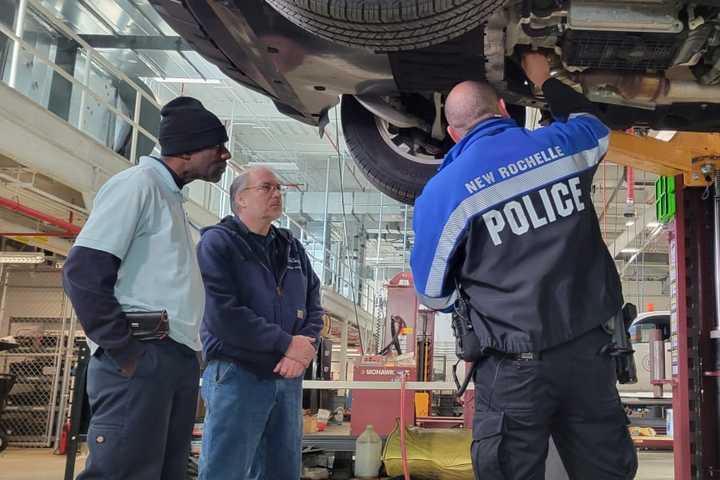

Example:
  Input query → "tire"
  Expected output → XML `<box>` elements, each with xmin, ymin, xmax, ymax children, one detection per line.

<box><xmin>265</xmin><ymin>0</ymin><xmax>505</xmax><ymax>51</ymax></box>
<box><xmin>0</xmin><ymin>429</ymin><xmax>8</xmax><ymax>453</ymax></box>
<box><xmin>341</xmin><ymin>95</ymin><xmax>440</xmax><ymax>204</ymax></box>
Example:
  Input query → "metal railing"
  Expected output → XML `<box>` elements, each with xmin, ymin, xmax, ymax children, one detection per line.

<box><xmin>0</xmin><ymin>0</ymin><xmax>159</xmax><ymax>164</ymax></box>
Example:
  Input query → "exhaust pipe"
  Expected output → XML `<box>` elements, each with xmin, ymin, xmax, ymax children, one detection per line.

<box><xmin>354</xmin><ymin>95</ymin><xmax>431</xmax><ymax>132</ymax></box>
<box><xmin>576</xmin><ymin>71</ymin><xmax>720</xmax><ymax>105</ymax></box>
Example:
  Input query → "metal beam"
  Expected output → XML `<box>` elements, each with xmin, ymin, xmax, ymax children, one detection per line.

<box><xmin>285</xmin><ymin>191</ymin><xmax>405</xmax><ymax>217</ymax></box>
<box><xmin>616</xmin><ymin>252</ymin><xmax>669</xmax><ymax>265</ymax></box>
<box><xmin>78</xmin><ymin>34</ymin><xmax>191</xmax><ymax>51</ymax></box>
<box><xmin>607</xmin><ymin>131</ymin><xmax>720</xmax><ymax>187</ymax></box>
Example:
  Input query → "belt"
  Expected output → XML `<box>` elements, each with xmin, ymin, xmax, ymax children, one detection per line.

<box><xmin>487</xmin><ymin>349</ymin><xmax>542</xmax><ymax>361</ymax></box>
<box><xmin>506</xmin><ymin>351</ymin><xmax>541</xmax><ymax>361</ymax></box>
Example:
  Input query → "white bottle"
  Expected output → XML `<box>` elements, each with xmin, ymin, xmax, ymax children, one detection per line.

<box><xmin>354</xmin><ymin>424</ymin><xmax>383</xmax><ymax>478</ymax></box>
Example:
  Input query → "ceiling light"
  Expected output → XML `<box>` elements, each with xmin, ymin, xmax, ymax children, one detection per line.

<box><xmin>620</xmin><ymin>248</ymin><xmax>640</xmax><ymax>254</ymax></box>
<box><xmin>0</xmin><ymin>252</ymin><xmax>46</xmax><ymax>264</ymax></box>
<box><xmin>144</xmin><ymin>77</ymin><xmax>221</xmax><ymax>85</ymax></box>
<box><xmin>625</xmin><ymin>220</ymin><xmax>635</xmax><ymax>227</ymax></box>
<box><xmin>247</xmin><ymin>162</ymin><xmax>299</xmax><ymax>172</ymax></box>
<box><xmin>646</xmin><ymin>221</ymin><xmax>661</xmax><ymax>228</ymax></box>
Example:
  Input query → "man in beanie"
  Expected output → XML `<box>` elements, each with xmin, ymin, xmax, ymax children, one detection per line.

<box><xmin>63</xmin><ymin>97</ymin><xmax>230</xmax><ymax>479</ymax></box>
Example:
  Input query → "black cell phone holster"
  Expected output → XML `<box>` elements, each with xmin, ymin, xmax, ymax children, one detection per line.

<box><xmin>126</xmin><ymin>311</ymin><xmax>169</xmax><ymax>341</ymax></box>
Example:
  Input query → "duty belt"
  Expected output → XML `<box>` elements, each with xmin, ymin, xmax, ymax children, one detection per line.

<box><xmin>489</xmin><ymin>350</ymin><xmax>542</xmax><ymax>361</ymax></box>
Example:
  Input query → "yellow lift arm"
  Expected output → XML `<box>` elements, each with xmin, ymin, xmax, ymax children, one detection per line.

<box><xmin>607</xmin><ymin>131</ymin><xmax>720</xmax><ymax>187</ymax></box>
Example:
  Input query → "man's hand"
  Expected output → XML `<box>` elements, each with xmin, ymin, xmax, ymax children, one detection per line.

<box><xmin>521</xmin><ymin>51</ymin><xmax>551</xmax><ymax>88</ymax></box>
<box><xmin>285</xmin><ymin>335</ymin><xmax>316</xmax><ymax>366</ymax></box>
<box><xmin>118</xmin><ymin>356</ymin><xmax>139</xmax><ymax>378</ymax></box>
<box><xmin>273</xmin><ymin>356</ymin><xmax>306</xmax><ymax>378</ymax></box>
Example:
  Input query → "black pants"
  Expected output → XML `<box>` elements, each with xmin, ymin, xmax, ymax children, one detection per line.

<box><xmin>471</xmin><ymin>327</ymin><xmax>638</xmax><ymax>480</ymax></box>
<box><xmin>77</xmin><ymin>340</ymin><xmax>200</xmax><ymax>480</ymax></box>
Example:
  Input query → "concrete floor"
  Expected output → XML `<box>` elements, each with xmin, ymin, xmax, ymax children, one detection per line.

<box><xmin>0</xmin><ymin>447</ymin><xmax>674</xmax><ymax>479</ymax></box>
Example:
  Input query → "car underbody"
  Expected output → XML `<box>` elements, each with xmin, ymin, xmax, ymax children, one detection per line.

<box><xmin>150</xmin><ymin>0</ymin><xmax>720</xmax><ymax>202</ymax></box>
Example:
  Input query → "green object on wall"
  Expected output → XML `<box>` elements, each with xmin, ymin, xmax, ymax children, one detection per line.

<box><xmin>655</xmin><ymin>176</ymin><xmax>676</xmax><ymax>223</ymax></box>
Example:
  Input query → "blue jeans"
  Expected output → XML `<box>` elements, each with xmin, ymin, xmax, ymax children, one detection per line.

<box><xmin>199</xmin><ymin>360</ymin><xmax>303</xmax><ymax>480</ymax></box>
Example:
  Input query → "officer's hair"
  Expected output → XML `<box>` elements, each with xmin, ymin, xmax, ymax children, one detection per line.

<box><xmin>229</xmin><ymin>171</ymin><xmax>251</xmax><ymax>215</ymax></box>
<box><xmin>445</xmin><ymin>81</ymin><xmax>501</xmax><ymax>137</ymax></box>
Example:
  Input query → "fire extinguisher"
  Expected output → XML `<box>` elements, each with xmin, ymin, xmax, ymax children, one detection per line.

<box><xmin>57</xmin><ymin>420</ymin><xmax>70</xmax><ymax>455</ymax></box>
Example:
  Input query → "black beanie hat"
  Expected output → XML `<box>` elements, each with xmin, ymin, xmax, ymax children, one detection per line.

<box><xmin>159</xmin><ymin>96</ymin><xmax>229</xmax><ymax>156</ymax></box>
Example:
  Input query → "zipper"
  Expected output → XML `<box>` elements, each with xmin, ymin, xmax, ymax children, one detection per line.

<box><xmin>237</xmin><ymin>235</ymin><xmax>274</xmax><ymax>276</ymax></box>
<box><xmin>276</xmin><ymin>242</ymin><xmax>291</xmax><ymax>297</ymax></box>
<box><xmin>235</xmin><ymin>230</ymin><xmax>289</xmax><ymax>297</ymax></box>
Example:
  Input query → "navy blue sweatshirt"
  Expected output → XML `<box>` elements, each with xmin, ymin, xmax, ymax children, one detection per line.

<box><xmin>197</xmin><ymin>216</ymin><xmax>324</xmax><ymax>377</ymax></box>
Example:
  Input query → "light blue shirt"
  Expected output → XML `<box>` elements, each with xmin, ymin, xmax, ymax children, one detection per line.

<box><xmin>75</xmin><ymin>156</ymin><xmax>204</xmax><ymax>352</ymax></box>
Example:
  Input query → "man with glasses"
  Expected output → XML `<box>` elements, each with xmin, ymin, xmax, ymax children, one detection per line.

<box><xmin>197</xmin><ymin>166</ymin><xmax>324</xmax><ymax>479</ymax></box>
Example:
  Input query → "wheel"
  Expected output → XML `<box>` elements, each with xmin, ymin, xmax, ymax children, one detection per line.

<box><xmin>264</xmin><ymin>0</ymin><xmax>505</xmax><ymax>51</ymax></box>
<box><xmin>341</xmin><ymin>95</ymin><xmax>444</xmax><ymax>204</ymax></box>
<box><xmin>341</xmin><ymin>95</ymin><xmax>528</xmax><ymax>204</ymax></box>
<box><xmin>0</xmin><ymin>429</ymin><xmax>8</xmax><ymax>453</ymax></box>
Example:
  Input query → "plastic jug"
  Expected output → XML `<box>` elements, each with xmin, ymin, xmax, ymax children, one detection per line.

<box><xmin>354</xmin><ymin>424</ymin><xmax>383</xmax><ymax>478</ymax></box>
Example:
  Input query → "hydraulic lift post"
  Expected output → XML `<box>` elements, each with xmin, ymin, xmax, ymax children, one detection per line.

<box><xmin>604</xmin><ymin>131</ymin><xmax>720</xmax><ymax>479</ymax></box>
<box><xmin>667</xmin><ymin>175</ymin><xmax>719</xmax><ymax>479</ymax></box>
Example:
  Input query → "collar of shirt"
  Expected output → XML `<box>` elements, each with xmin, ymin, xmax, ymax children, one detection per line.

<box><xmin>150</xmin><ymin>156</ymin><xmax>184</xmax><ymax>190</ymax></box>
<box><xmin>233</xmin><ymin>216</ymin><xmax>277</xmax><ymax>246</ymax></box>
<box><xmin>439</xmin><ymin>117</ymin><xmax>518</xmax><ymax>171</ymax></box>
<box><xmin>138</xmin><ymin>156</ymin><xmax>184</xmax><ymax>197</ymax></box>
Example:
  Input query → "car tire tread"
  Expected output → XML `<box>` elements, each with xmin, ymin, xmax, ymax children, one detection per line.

<box><xmin>265</xmin><ymin>0</ymin><xmax>504</xmax><ymax>51</ymax></box>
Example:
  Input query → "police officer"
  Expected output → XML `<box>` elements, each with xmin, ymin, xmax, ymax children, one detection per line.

<box><xmin>410</xmin><ymin>52</ymin><xmax>638</xmax><ymax>479</ymax></box>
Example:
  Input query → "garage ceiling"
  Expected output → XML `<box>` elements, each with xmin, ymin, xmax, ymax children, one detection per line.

<box><xmin>5</xmin><ymin>0</ymin><xmax>669</xmax><ymax>286</ymax></box>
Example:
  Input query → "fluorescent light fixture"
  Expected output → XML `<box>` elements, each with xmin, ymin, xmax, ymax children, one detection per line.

<box><xmin>247</xmin><ymin>162</ymin><xmax>299</xmax><ymax>172</ymax></box>
<box><xmin>646</xmin><ymin>221</ymin><xmax>661</xmax><ymax>228</ymax></box>
<box><xmin>625</xmin><ymin>220</ymin><xmax>635</xmax><ymax>227</ymax></box>
<box><xmin>145</xmin><ymin>77</ymin><xmax>221</xmax><ymax>85</ymax></box>
<box><xmin>0</xmin><ymin>252</ymin><xmax>46</xmax><ymax>264</ymax></box>
<box><xmin>620</xmin><ymin>248</ymin><xmax>640</xmax><ymax>254</ymax></box>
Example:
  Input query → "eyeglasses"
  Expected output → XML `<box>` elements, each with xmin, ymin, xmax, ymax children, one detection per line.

<box><xmin>242</xmin><ymin>183</ymin><xmax>286</xmax><ymax>194</ymax></box>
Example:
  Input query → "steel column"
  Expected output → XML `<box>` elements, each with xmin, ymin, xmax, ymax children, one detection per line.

<box><xmin>8</xmin><ymin>0</ymin><xmax>27</xmax><ymax>89</ymax></box>
<box><xmin>671</xmin><ymin>179</ymin><xmax>718</xmax><ymax>479</ymax></box>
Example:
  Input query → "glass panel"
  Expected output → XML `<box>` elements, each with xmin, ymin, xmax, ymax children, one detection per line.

<box><xmin>0</xmin><ymin>38</ymin><xmax>9</xmax><ymax>85</ymax></box>
<box><xmin>139</xmin><ymin>130</ymin><xmax>160</xmax><ymax>161</ymax></box>
<box><xmin>77</xmin><ymin>56</ymin><xmax>119</xmax><ymax>147</ymax></box>
<box><xmin>208</xmin><ymin>184</ymin><xmax>223</xmax><ymax>217</ymax></box>
<box><xmin>185</xmin><ymin>180</ymin><xmax>205</xmax><ymax>206</ymax></box>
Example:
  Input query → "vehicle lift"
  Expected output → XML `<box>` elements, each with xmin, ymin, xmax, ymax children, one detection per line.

<box><xmin>609</xmin><ymin>130</ymin><xmax>720</xmax><ymax>479</ymax></box>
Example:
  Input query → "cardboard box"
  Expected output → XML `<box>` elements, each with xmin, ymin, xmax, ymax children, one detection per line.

<box><xmin>303</xmin><ymin>413</ymin><xmax>318</xmax><ymax>434</ymax></box>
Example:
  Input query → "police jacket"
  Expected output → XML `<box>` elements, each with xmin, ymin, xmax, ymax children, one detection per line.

<box><xmin>197</xmin><ymin>215</ymin><xmax>324</xmax><ymax>377</ymax></box>
<box><xmin>411</xmin><ymin>79</ymin><xmax>623</xmax><ymax>353</ymax></box>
